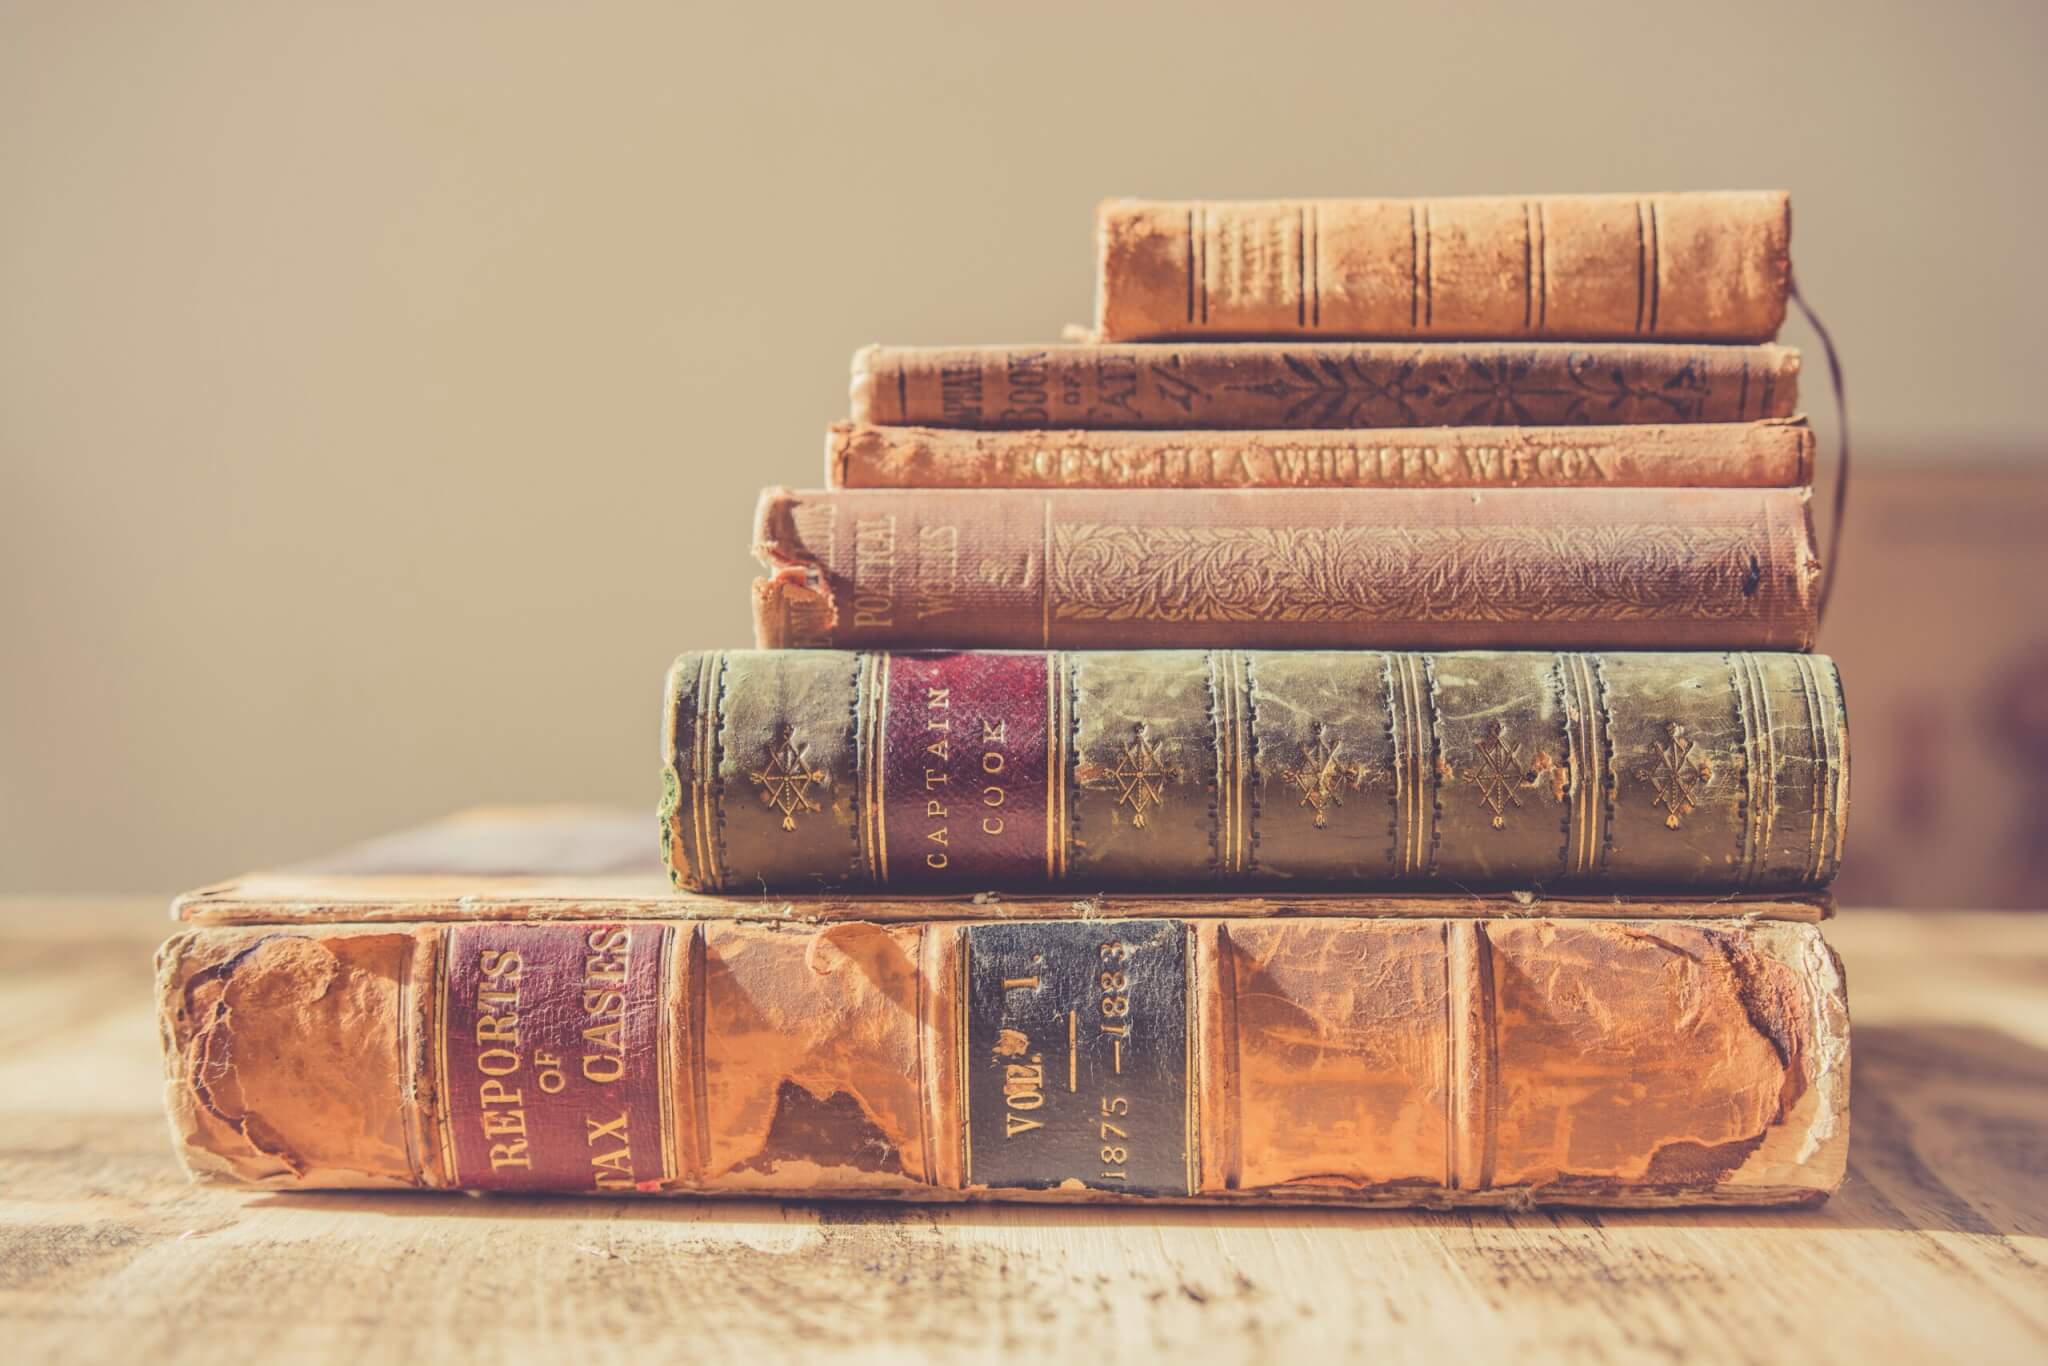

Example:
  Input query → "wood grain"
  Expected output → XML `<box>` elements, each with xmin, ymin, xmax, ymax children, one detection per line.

<box><xmin>3</xmin><ymin>899</ymin><xmax>2044</xmax><ymax>1364</ymax></box>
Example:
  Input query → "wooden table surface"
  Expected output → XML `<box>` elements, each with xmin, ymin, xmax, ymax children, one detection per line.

<box><xmin>3</xmin><ymin>900</ymin><xmax>2043</xmax><ymax>1365</ymax></box>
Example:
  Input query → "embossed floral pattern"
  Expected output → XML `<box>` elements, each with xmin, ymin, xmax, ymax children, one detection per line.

<box><xmin>1214</xmin><ymin>348</ymin><xmax>1723</xmax><ymax>427</ymax></box>
<box><xmin>1051</xmin><ymin>524</ymin><xmax>1771</xmax><ymax>624</ymax></box>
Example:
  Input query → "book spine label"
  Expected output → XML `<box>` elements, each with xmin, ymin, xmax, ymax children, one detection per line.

<box><xmin>875</xmin><ymin>652</ymin><xmax>1055</xmax><ymax>886</ymax></box>
<box><xmin>853</xmin><ymin>342</ymin><xmax>1800</xmax><ymax>430</ymax></box>
<box><xmin>961</xmin><ymin>919</ymin><xmax>1193</xmax><ymax>1197</ymax></box>
<box><xmin>158</xmin><ymin>916</ymin><xmax>1849</xmax><ymax>1206</ymax></box>
<box><xmin>1095</xmin><ymin>193</ymin><xmax>1791</xmax><ymax>342</ymax></box>
<box><xmin>751</xmin><ymin>487</ymin><xmax>1819</xmax><ymax>651</ymax></box>
<box><xmin>438</xmin><ymin>924</ymin><xmax>677</xmax><ymax>1192</ymax></box>
<box><xmin>661</xmin><ymin>650</ymin><xmax>1849</xmax><ymax>895</ymax></box>
<box><xmin>827</xmin><ymin>420</ymin><xmax>1814</xmax><ymax>490</ymax></box>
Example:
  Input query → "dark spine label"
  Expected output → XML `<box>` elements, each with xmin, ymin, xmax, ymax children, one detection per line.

<box><xmin>439</xmin><ymin>923</ymin><xmax>675</xmax><ymax>1192</ymax></box>
<box><xmin>961</xmin><ymin>919</ymin><xmax>1193</xmax><ymax>1196</ymax></box>
<box><xmin>881</xmin><ymin>651</ymin><xmax>1052</xmax><ymax>885</ymax></box>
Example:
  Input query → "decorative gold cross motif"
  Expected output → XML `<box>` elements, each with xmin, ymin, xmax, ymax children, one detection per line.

<box><xmin>1462</xmin><ymin>720</ymin><xmax>1529</xmax><ymax>830</ymax></box>
<box><xmin>1102</xmin><ymin>726</ymin><xmax>1178</xmax><ymax>829</ymax></box>
<box><xmin>750</xmin><ymin>728</ymin><xmax>828</xmax><ymax>832</ymax></box>
<box><xmin>1637</xmin><ymin>721</ymin><xmax>1714</xmax><ymax>829</ymax></box>
<box><xmin>1277</xmin><ymin>726</ymin><xmax>1373</xmax><ymax>829</ymax></box>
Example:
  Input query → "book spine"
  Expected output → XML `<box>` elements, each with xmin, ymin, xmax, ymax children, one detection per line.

<box><xmin>852</xmin><ymin>342</ymin><xmax>1800</xmax><ymax>429</ymax></box>
<box><xmin>750</xmin><ymin>487</ymin><xmax>1820</xmax><ymax>651</ymax></box>
<box><xmin>660</xmin><ymin>650</ymin><xmax>1848</xmax><ymax>895</ymax></box>
<box><xmin>1095</xmin><ymin>193</ymin><xmax>1791</xmax><ymax>342</ymax></box>
<box><xmin>157</xmin><ymin>915</ymin><xmax>1848</xmax><ymax>1206</ymax></box>
<box><xmin>827</xmin><ymin>420</ymin><xmax>1813</xmax><ymax>490</ymax></box>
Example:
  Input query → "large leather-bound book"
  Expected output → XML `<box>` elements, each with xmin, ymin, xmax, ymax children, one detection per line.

<box><xmin>751</xmin><ymin>488</ymin><xmax>1821</xmax><ymax>650</ymax></box>
<box><xmin>1095</xmin><ymin>193</ymin><xmax>1791</xmax><ymax>342</ymax></box>
<box><xmin>827</xmin><ymin>419</ymin><xmax>1814</xmax><ymax>490</ymax></box>
<box><xmin>851</xmin><ymin>342</ymin><xmax>1800</xmax><ymax>429</ymax></box>
<box><xmin>662</xmin><ymin>651</ymin><xmax>1847</xmax><ymax>894</ymax></box>
<box><xmin>158</xmin><ymin>810</ymin><xmax>1847</xmax><ymax>1208</ymax></box>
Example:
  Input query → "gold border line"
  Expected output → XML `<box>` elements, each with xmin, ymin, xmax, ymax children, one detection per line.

<box><xmin>432</xmin><ymin>928</ymin><xmax>458</xmax><ymax>1187</ymax></box>
<box><xmin>1183</xmin><ymin>922</ymin><xmax>1198</xmax><ymax>1197</ymax></box>
<box><xmin>958</xmin><ymin>929</ymin><xmax>972</xmax><ymax>1186</ymax></box>
<box><xmin>1045</xmin><ymin>654</ymin><xmax>1059</xmax><ymax>883</ymax></box>
<box><xmin>655</xmin><ymin>924</ymin><xmax>679</xmax><ymax>1185</ymax></box>
<box><xmin>875</xmin><ymin>653</ymin><xmax>893</xmax><ymax>884</ymax></box>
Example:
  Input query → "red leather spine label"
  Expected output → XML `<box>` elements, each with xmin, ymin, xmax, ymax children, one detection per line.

<box><xmin>880</xmin><ymin>652</ymin><xmax>1052</xmax><ymax>886</ymax></box>
<box><xmin>441</xmin><ymin>923</ymin><xmax>674</xmax><ymax>1192</ymax></box>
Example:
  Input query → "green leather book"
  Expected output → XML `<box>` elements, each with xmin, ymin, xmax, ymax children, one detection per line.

<box><xmin>661</xmin><ymin>650</ymin><xmax>1846</xmax><ymax>895</ymax></box>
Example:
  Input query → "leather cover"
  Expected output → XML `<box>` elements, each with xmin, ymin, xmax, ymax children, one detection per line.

<box><xmin>170</xmin><ymin>809</ymin><xmax>1832</xmax><ymax>928</ymax></box>
<box><xmin>661</xmin><ymin>650</ymin><xmax>1848</xmax><ymax>895</ymax></box>
<box><xmin>158</xmin><ymin>910</ymin><xmax>1848</xmax><ymax>1208</ymax></box>
<box><xmin>1096</xmin><ymin>193</ymin><xmax>1791</xmax><ymax>342</ymax></box>
<box><xmin>827</xmin><ymin>419</ymin><xmax>1814</xmax><ymax>490</ymax></box>
<box><xmin>750</xmin><ymin>488</ymin><xmax>1821</xmax><ymax>650</ymax></box>
<box><xmin>851</xmin><ymin>341</ymin><xmax>1799</xmax><ymax>429</ymax></box>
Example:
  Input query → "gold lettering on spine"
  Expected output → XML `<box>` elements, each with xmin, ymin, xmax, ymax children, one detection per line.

<box><xmin>851</xmin><ymin>515</ymin><xmax>897</xmax><ymax>628</ymax></box>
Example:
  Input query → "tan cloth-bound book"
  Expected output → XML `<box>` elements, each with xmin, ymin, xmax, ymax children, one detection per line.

<box><xmin>751</xmin><ymin>486</ymin><xmax>1821</xmax><ymax>651</ymax></box>
<box><xmin>850</xmin><ymin>341</ymin><xmax>1800</xmax><ymax>429</ymax></box>
<box><xmin>1096</xmin><ymin>193</ymin><xmax>1791</xmax><ymax>342</ymax></box>
<box><xmin>158</xmin><ymin>810</ymin><xmax>1847</xmax><ymax>1208</ymax></box>
<box><xmin>826</xmin><ymin>420</ymin><xmax>1815</xmax><ymax>490</ymax></box>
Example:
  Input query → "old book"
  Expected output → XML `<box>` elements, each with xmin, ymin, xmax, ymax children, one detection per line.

<box><xmin>662</xmin><ymin>650</ymin><xmax>1847</xmax><ymax>895</ymax></box>
<box><xmin>158</xmin><ymin>825</ymin><xmax>1847</xmax><ymax>1206</ymax></box>
<box><xmin>177</xmin><ymin>806</ymin><xmax>1833</xmax><ymax>927</ymax></box>
<box><xmin>852</xmin><ymin>341</ymin><xmax>1800</xmax><ymax>429</ymax></box>
<box><xmin>752</xmin><ymin>487</ymin><xmax>1820</xmax><ymax>651</ymax></box>
<box><xmin>826</xmin><ymin>419</ymin><xmax>1814</xmax><ymax>490</ymax></box>
<box><xmin>1095</xmin><ymin>192</ymin><xmax>1791</xmax><ymax>342</ymax></box>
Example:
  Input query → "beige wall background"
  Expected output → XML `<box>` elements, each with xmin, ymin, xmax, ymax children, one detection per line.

<box><xmin>5</xmin><ymin>0</ymin><xmax>2045</xmax><ymax>892</ymax></box>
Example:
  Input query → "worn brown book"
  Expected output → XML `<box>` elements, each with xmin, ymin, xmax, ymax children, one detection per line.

<box><xmin>826</xmin><ymin>419</ymin><xmax>1814</xmax><ymax>490</ymax></box>
<box><xmin>662</xmin><ymin>650</ymin><xmax>1848</xmax><ymax>895</ymax></box>
<box><xmin>852</xmin><ymin>341</ymin><xmax>1800</xmax><ymax>429</ymax></box>
<box><xmin>752</xmin><ymin>487</ymin><xmax>1820</xmax><ymax>651</ymax></box>
<box><xmin>1096</xmin><ymin>193</ymin><xmax>1791</xmax><ymax>342</ymax></box>
<box><xmin>158</xmin><ymin>809</ymin><xmax>1847</xmax><ymax>1208</ymax></box>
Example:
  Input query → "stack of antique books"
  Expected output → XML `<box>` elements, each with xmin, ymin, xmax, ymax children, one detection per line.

<box><xmin>158</xmin><ymin>192</ymin><xmax>1849</xmax><ymax>1209</ymax></box>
